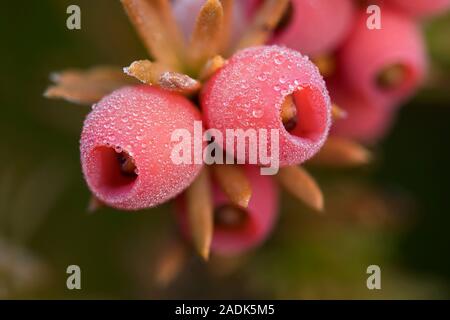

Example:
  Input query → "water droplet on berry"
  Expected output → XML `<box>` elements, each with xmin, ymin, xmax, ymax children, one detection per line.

<box><xmin>252</xmin><ymin>108</ymin><xmax>264</xmax><ymax>118</ymax></box>
<box><xmin>257</xmin><ymin>74</ymin><xmax>267</xmax><ymax>81</ymax></box>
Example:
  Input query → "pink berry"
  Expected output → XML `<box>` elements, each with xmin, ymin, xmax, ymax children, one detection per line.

<box><xmin>388</xmin><ymin>0</ymin><xmax>450</xmax><ymax>19</ymax></box>
<box><xmin>246</xmin><ymin>0</ymin><xmax>355</xmax><ymax>56</ymax></box>
<box><xmin>201</xmin><ymin>45</ymin><xmax>332</xmax><ymax>167</ymax></box>
<box><xmin>338</xmin><ymin>9</ymin><xmax>427</xmax><ymax>105</ymax></box>
<box><xmin>177</xmin><ymin>165</ymin><xmax>279</xmax><ymax>256</ymax></box>
<box><xmin>329</xmin><ymin>81</ymin><xmax>396</xmax><ymax>144</ymax></box>
<box><xmin>80</xmin><ymin>85</ymin><xmax>203</xmax><ymax>210</ymax></box>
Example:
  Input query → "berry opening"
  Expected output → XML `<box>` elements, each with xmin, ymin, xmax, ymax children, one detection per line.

<box><xmin>281</xmin><ymin>95</ymin><xmax>298</xmax><ymax>132</ymax></box>
<box><xmin>89</xmin><ymin>146</ymin><xmax>138</xmax><ymax>199</ymax></box>
<box><xmin>214</xmin><ymin>204</ymin><xmax>250</xmax><ymax>232</ymax></box>
<box><xmin>375</xmin><ymin>63</ymin><xmax>411</xmax><ymax>92</ymax></box>
<box><xmin>280</xmin><ymin>87</ymin><xmax>328</xmax><ymax>142</ymax></box>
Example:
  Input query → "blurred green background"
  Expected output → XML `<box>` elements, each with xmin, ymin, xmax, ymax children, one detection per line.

<box><xmin>1</xmin><ymin>0</ymin><xmax>450</xmax><ymax>299</ymax></box>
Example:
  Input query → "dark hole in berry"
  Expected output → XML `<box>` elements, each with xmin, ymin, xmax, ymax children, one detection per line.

<box><xmin>116</xmin><ymin>151</ymin><xmax>137</xmax><ymax>178</ymax></box>
<box><xmin>274</xmin><ymin>1</ymin><xmax>294</xmax><ymax>36</ymax></box>
<box><xmin>376</xmin><ymin>63</ymin><xmax>407</xmax><ymax>91</ymax></box>
<box><xmin>281</xmin><ymin>94</ymin><xmax>298</xmax><ymax>132</ymax></box>
<box><xmin>214</xmin><ymin>204</ymin><xmax>249</xmax><ymax>231</ymax></box>
<box><xmin>282</xmin><ymin>87</ymin><xmax>328</xmax><ymax>142</ymax></box>
<box><xmin>89</xmin><ymin>146</ymin><xmax>138</xmax><ymax>198</ymax></box>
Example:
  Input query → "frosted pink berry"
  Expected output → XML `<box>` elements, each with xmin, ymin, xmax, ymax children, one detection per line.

<box><xmin>246</xmin><ymin>0</ymin><xmax>355</xmax><ymax>56</ymax></box>
<box><xmin>177</xmin><ymin>165</ymin><xmax>279</xmax><ymax>256</ymax></box>
<box><xmin>338</xmin><ymin>9</ymin><xmax>427</xmax><ymax>105</ymax></box>
<box><xmin>201</xmin><ymin>45</ymin><xmax>332</xmax><ymax>167</ymax></box>
<box><xmin>329</xmin><ymin>81</ymin><xmax>396</xmax><ymax>144</ymax></box>
<box><xmin>388</xmin><ymin>0</ymin><xmax>450</xmax><ymax>19</ymax></box>
<box><xmin>80</xmin><ymin>85</ymin><xmax>203</xmax><ymax>210</ymax></box>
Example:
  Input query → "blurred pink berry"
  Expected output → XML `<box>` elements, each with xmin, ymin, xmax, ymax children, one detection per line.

<box><xmin>388</xmin><ymin>0</ymin><xmax>450</xmax><ymax>18</ymax></box>
<box><xmin>329</xmin><ymin>81</ymin><xmax>396</xmax><ymax>144</ymax></box>
<box><xmin>201</xmin><ymin>45</ymin><xmax>331</xmax><ymax>167</ymax></box>
<box><xmin>80</xmin><ymin>85</ymin><xmax>204</xmax><ymax>210</ymax></box>
<box><xmin>338</xmin><ymin>9</ymin><xmax>427</xmax><ymax>105</ymax></box>
<box><xmin>246</xmin><ymin>0</ymin><xmax>355</xmax><ymax>56</ymax></box>
<box><xmin>177</xmin><ymin>165</ymin><xmax>279</xmax><ymax>256</ymax></box>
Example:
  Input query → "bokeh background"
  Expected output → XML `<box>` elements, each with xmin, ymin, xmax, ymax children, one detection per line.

<box><xmin>1</xmin><ymin>0</ymin><xmax>450</xmax><ymax>299</ymax></box>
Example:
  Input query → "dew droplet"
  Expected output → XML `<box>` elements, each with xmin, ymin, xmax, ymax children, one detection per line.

<box><xmin>257</xmin><ymin>74</ymin><xmax>267</xmax><ymax>81</ymax></box>
<box><xmin>252</xmin><ymin>109</ymin><xmax>264</xmax><ymax>118</ymax></box>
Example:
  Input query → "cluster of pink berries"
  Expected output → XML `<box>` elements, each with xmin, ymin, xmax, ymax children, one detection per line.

<box><xmin>48</xmin><ymin>0</ymin><xmax>449</xmax><ymax>259</ymax></box>
<box><xmin>81</xmin><ymin>44</ymin><xmax>331</xmax><ymax>256</ymax></box>
<box><xmin>239</xmin><ymin>0</ymin><xmax>449</xmax><ymax>144</ymax></box>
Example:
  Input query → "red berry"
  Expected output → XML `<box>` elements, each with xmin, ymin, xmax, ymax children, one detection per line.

<box><xmin>246</xmin><ymin>0</ymin><xmax>355</xmax><ymax>56</ymax></box>
<box><xmin>201</xmin><ymin>45</ymin><xmax>331</xmax><ymax>167</ymax></box>
<box><xmin>388</xmin><ymin>0</ymin><xmax>450</xmax><ymax>19</ymax></box>
<box><xmin>338</xmin><ymin>9</ymin><xmax>427</xmax><ymax>105</ymax></box>
<box><xmin>329</xmin><ymin>81</ymin><xmax>396</xmax><ymax>144</ymax></box>
<box><xmin>177</xmin><ymin>165</ymin><xmax>279</xmax><ymax>256</ymax></box>
<box><xmin>80</xmin><ymin>85</ymin><xmax>204</xmax><ymax>210</ymax></box>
